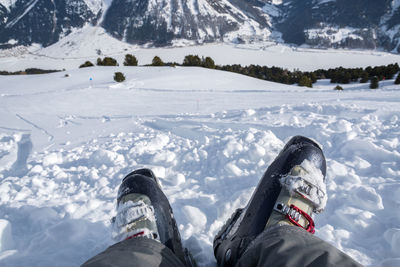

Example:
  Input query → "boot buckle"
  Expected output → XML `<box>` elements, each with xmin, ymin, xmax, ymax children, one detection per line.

<box><xmin>274</xmin><ymin>202</ymin><xmax>315</xmax><ymax>234</ymax></box>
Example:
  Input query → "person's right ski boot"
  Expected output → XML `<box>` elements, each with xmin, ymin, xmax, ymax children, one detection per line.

<box><xmin>112</xmin><ymin>168</ymin><xmax>196</xmax><ymax>267</ymax></box>
<box><xmin>213</xmin><ymin>136</ymin><xmax>327</xmax><ymax>267</ymax></box>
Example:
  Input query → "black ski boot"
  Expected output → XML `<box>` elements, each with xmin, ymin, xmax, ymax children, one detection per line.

<box><xmin>213</xmin><ymin>136</ymin><xmax>327</xmax><ymax>267</ymax></box>
<box><xmin>112</xmin><ymin>168</ymin><xmax>196</xmax><ymax>267</ymax></box>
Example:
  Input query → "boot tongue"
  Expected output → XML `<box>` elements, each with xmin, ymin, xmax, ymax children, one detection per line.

<box><xmin>266</xmin><ymin>161</ymin><xmax>327</xmax><ymax>234</ymax></box>
<box><xmin>266</xmin><ymin>187</ymin><xmax>316</xmax><ymax>234</ymax></box>
<box><xmin>112</xmin><ymin>194</ymin><xmax>160</xmax><ymax>243</ymax></box>
<box><xmin>280</xmin><ymin>160</ymin><xmax>327</xmax><ymax>213</ymax></box>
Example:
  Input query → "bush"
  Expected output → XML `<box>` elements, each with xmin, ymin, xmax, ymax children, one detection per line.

<box><xmin>395</xmin><ymin>73</ymin><xmax>400</xmax><ymax>85</ymax></box>
<box><xmin>79</xmin><ymin>61</ymin><xmax>94</xmax><ymax>68</ymax></box>
<box><xmin>370</xmin><ymin>76</ymin><xmax>379</xmax><ymax>89</ymax></box>
<box><xmin>202</xmin><ymin>56</ymin><xmax>215</xmax><ymax>69</ymax></box>
<box><xmin>97</xmin><ymin>57</ymin><xmax>118</xmax><ymax>66</ymax></box>
<box><xmin>1</xmin><ymin>69</ymin><xmax>60</xmax><ymax>75</ymax></box>
<box><xmin>183</xmin><ymin>55</ymin><xmax>202</xmax><ymax>66</ymax></box>
<box><xmin>334</xmin><ymin>85</ymin><xmax>343</xmax><ymax>90</ymax></box>
<box><xmin>114</xmin><ymin>72</ymin><xmax>125</xmax><ymax>82</ymax></box>
<box><xmin>152</xmin><ymin>56</ymin><xmax>164</xmax><ymax>66</ymax></box>
<box><xmin>360</xmin><ymin>72</ymin><xmax>369</xmax><ymax>83</ymax></box>
<box><xmin>298</xmin><ymin>75</ymin><xmax>313</xmax><ymax>88</ymax></box>
<box><xmin>124</xmin><ymin>54</ymin><xmax>138</xmax><ymax>66</ymax></box>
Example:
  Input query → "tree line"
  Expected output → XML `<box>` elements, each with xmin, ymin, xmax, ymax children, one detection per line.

<box><xmin>0</xmin><ymin>68</ymin><xmax>60</xmax><ymax>75</ymax></box>
<box><xmin>1</xmin><ymin>54</ymin><xmax>398</xmax><ymax>89</ymax></box>
<box><xmin>81</xmin><ymin>54</ymin><xmax>400</xmax><ymax>88</ymax></box>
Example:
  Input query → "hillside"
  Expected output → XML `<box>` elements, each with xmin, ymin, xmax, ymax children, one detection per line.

<box><xmin>0</xmin><ymin>66</ymin><xmax>399</xmax><ymax>266</ymax></box>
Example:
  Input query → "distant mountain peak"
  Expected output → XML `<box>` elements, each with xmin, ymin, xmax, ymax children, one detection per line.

<box><xmin>0</xmin><ymin>0</ymin><xmax>399</xmax><ymax>52</ymax></box>
<box><xmin>101</xmin><ymin>0</ymin><xmax>275</xmax><ymax>46</ymax></box>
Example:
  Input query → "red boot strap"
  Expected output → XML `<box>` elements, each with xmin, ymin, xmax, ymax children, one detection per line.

<box><xmin>274</xmin><ymin>202</ymin><xmax>315</xmax><ymax>234</ymax></box>
<box><xmin>125</xmin><ymin>231</ymin><xmax>145</xmax><ymax>240</ymax></box>
<box><xmin>286</xmin><ymin>204</ymin><xmax>315</xmax><ymax>234</ymax></box>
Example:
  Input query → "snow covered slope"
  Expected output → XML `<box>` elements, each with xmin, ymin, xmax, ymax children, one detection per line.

<box><xmin>1</xmin><ymin>34</ymin><xmax>400</xmax><ymax>72</ymax></box>
<box><xmin>0</xmin><ymin>66</ymin><xmax>400</xmax><ymax>266</ymax></box>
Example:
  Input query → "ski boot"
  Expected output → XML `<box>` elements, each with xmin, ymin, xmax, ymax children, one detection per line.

<box><xmin>213</xmin><ymin>136</ymin><xmax>327</xmax><ymax>267</ymax></box>
<box><xmin>112</xmin><ymin>168</ymin><xmax>196</xmax><ymax>267</ymax></box>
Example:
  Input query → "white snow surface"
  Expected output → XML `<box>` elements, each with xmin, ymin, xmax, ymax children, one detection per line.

<box><xmin>82</xmin><ymin>0</ymin><xmax>103</xmax><ymax>15</ymax></box>
<box><xmin>1</xmin><ymin>25</ymin><xmax>400</xmax><ymax>72</ymax></box>
<box><xmin>314</xmin><ymin>0</ymin><xmax>336</xmax><ymax>5</ymax></box>
<box><xmin>0</xmin><ymin>0</ymin><xmax>17</xmax><ymax>11</ymax></box>
<box><xmin>393</xmin><ymin>0</ymin><xmax>400</xmax><ymax>10</ymax></box>
<box><xmin>306</xmin><ymin>26</ymin><xmax>364</xmax><ymax>44</ymax></box>
<box><xmin>0</xmin><ymin>57</ymin><xmax>399</xmax><ymax>266</ymax></box>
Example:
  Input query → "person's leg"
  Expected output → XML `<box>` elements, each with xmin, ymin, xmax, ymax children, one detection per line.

<box><xmin>236</xmin><ymin>225</ymin><xmax>361</xmax><ymax>267</ymax></box>
<box><xmin>213</xmin><ymin>136</ymin><xmax>361</xmax><ymax>267</ymax></box>
<box><xmin>82</xmin><ymin>237</ymin><xmax>185</xmax><ymax>267</ymax></box>
<box><xmin>81</xmin><ymin>169</ymin><xmax>195</xmax><ymax>267</ymax></box>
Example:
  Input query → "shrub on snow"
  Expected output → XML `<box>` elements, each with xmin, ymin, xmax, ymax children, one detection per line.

<box><xmin>114</xmin><ymin>72</ymin><xmax>125</xmax><ymax>82</ymax></box>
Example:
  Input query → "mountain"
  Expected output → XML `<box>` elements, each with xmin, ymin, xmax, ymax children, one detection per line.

<box><xmin>0</xmin><ymin>0</ymin><xmax>100</xmax><ymax>48</ymax></box>
<box><xmin>100</xmin><ymin>0</ymin><xmax>275</xmax><ymax>46</ymax></box>
<box><xmin>0</xmin><ymin>0</ymin><xmax>399</xmax><ymax>52</ymax></box>
<box><xmin>276</xmin><ymin>0</ymin><xmax>400</xmax><ymax>52</ymax></box>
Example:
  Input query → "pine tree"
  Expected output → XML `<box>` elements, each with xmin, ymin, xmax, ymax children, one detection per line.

<box><xmin>152</xmin><ymin>56</ymin><xmax>164</xmax><ymax>66</ymax></box>
<box><xmin>360</xmin><ymin>72</ymin><xmax>369</xmax><ymax>83</ymax></box>
<box><xmin>183</xmin><ymin>55</ymin><xmax>202</xmax><ymax>66</ymax></box>
<box><xmin>298</xmin><ymin>75</ymin><xmax>313</xmax><ymax>88</ymax></box>
<box><xmin>79</xmin><ymin>61</ymin><xmax>94</xmax><ymax>68</ymax></box>
<box><xmin>103</xmin><ymin>57</ymin><xmax>118</xmax><ymax>66</ymax></box>
<box><xmin>395</xmin><ymin>73</ymin><xmax>400</xmax><ymax>85</ymax></box>
<box><xmin>124</xmin><ymin>54</ymin><xmax>138</xmax><ymax>66</ymax></box>
<box><xmin>370</xmin><ymin>76</ymin><xmax>379</xmax><ymax>89</ymax></box>
<box><xmin>97</xmin><ymin>57</ymin><xmax>118</xmax><ymax>66</ymax></box>
<box><xmin>114</xmin><ymin>72</ymin><xmax>125</xmax><ymax>82</ymax></box>
<box><xmin>202</xmin><ymin>56</ymin><xmax>215</xmax><ymax>69</ymax></box>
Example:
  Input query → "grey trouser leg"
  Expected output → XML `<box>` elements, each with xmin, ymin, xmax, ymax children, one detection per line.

<box><xmin>81</xmin><ymin>237</ymin><xmax>185</xmax><ymax>267</ymax></box>
<box><xmin>236</xmin><ymin>225</ymin><xmax>362</xmax><ymax>267</ymax></box>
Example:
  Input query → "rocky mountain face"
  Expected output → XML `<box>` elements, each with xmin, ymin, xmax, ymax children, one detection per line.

<box><xmin>102</xmin><ymin>0</ymin><xmax>274</xmax><ymax>46</ymax></box>
<box><xmin>0</xmin><ymin>0</ymin><xmax>100</xmax><ymax>48</ymax></box>
<box><xmin>276</xmin><ymin>0</ymin><xmax>400</xmax><ymax>52</ymax></box>
<box><xmin>0</xmin><ymin>0</ymin><xmax>399</xmax><ymax>52</ymax></box>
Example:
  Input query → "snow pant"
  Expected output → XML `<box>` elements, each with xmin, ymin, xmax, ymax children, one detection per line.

<box><xmin>81</xmin><ymin>225</ymin><xmax>362</xmax><ymax>267</ymax></box>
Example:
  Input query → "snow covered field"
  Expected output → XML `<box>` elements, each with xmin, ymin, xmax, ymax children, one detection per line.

<box><xmin>1</xmin><ymin>25</ymin><xmax>400</xmax><ymax>72</ymax></box>
<box><xmin>0</xmin><ymin>63</ymin><xmax>399</xmax><ymax>267</ymax></box>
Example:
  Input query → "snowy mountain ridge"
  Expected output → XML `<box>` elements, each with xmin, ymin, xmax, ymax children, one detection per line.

<box><xmin>101</xmin><ymin>0</ymin><xmax>275</xmax><ymax>46</ymax></box>
<box><xmin>82</xmin><ymin>0</ymin><xmax>103</xmax><ymax>15</ymax></box>
<box><xmin>0</xmin><ymin>0</ymin><xmax>400</xmax><ymax>51</ymax></box>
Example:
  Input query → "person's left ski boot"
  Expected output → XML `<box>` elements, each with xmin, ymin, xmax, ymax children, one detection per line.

<box><xmin>213</xmin><ymin>136</ymin><xmax>327</xmax><ymax>267</ymax></box>
<box><xmin>112</xmin><ymin>168</ymin><xmax>196</xmax><ymax>267</ymax></box>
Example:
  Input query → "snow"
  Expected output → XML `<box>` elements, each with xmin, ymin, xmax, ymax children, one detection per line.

<box><xmin>0</xmin><ymin>0</ymin><xmax>17</xmax><ymax>11</ymax></box>
<box><xmin>0</xmin><ymin>50</ymin><xmax>399</xmax><ymax>266</ymax></box>
<box><xmin>392</xmin><ymin>0</ymin><xmax>400</xmax><ymax>10</ymax></box>
<box><xmin>1</xmin><ymin>25</ymin><xmax>400</xmax><ymax>72</ymax></box>
<box><xmin>82</xmin><ymin>0</ymin><xmax>103</xmax><ymax>15</ymax></box>
<box><xmin>0</xmin><ymin>219</ymin><xmax>14</xmax><ymax>252</ymax></box>
<box><xmin>315</xmin><ymin>0</ymin><xmax>336</xmax><ymax>5</ymax></box>
<box><xmin>306</xmin><ymin>26</ymin><xmax>365</xmax><ymax>44</ymax></box>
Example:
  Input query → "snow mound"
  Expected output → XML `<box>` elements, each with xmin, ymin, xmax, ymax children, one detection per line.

<box><xmin>0</xmin><ymin>219</ymin><xmax>14</xmax><ymax>252</ymax></box>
